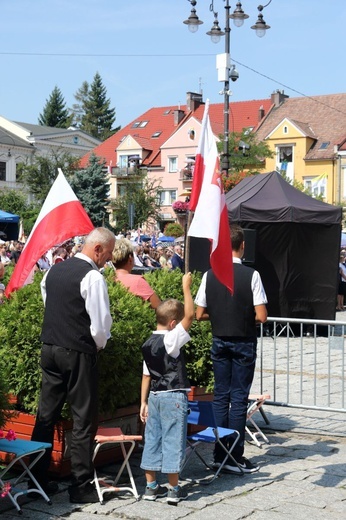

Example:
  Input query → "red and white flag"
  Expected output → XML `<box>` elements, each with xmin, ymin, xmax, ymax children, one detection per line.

<box><xmin>188</xmin><ymin>99</ymin><xmax>233</xmax><ymax>293</ymax></box>
<box><xmin>5</xmin><ymin>169</ymin><xmax>94</xmax><ymax>297</ymax></box>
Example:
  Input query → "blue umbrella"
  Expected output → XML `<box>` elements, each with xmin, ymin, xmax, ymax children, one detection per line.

<box><xmin>159</xmin><ymin>236</ymin><xmax>175</xmax><ymax>243</ymax></box>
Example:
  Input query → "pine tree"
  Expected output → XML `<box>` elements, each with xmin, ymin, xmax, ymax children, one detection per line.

<box><xmin>69</xmin><ymin>153</ymin><xmax>110</xmax><ymax>227</ymax></box>
<box><xmin>38</xmin><ymin>86</ymin><xmax>71</xmax><ymax>128</ymax></box>
<box><xmin>80</xmin><ymin>72</ymin><xmax>116</xmax><ymax>140</ymax></box>
<box><xmin>69</xmin><ymin>81</ymin><xmax>90</xmax><ymax>128</ymax></box>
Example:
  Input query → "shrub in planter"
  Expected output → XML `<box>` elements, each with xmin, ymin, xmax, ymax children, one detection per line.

<box><xmin>0</xmin><ymin>362</ymin><xmax>12</xmax><ymax>428</ymax></box>
<box><xmin>145</xmin><ymin>269</ymin><xmax>214</xmax><ymax>391</ymax></box>
<box><xmin>0</xmin><ymin>269</ymin><xmax>156</xmax><ymax>418</ymax></box>
<box><xmin>0</xmin><ymin>267</ymin><xmax>214</xmax><ymax>418</ymax></box>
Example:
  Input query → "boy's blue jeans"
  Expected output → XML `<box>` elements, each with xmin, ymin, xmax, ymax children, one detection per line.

<box><xmin>141</xmin><ymin>390</ymin><xmax>188</xmax><ymax>474</ymax></box>
<box><xmin>211</xmin><ymin>336</ymin><xmax>257</xmax><ymax>462</ymax></box>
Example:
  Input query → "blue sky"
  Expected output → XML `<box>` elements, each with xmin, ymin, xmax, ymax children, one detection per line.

<box><xmin>1</xmin><ymin>0</ymin><xmax>346</xmax><ymax>129</ymax></box>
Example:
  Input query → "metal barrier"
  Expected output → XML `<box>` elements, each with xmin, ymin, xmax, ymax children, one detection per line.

<box><xmin>256</xmin><ymin>317</ymin><xmax>346</xmax><ymax>413</ymax></box>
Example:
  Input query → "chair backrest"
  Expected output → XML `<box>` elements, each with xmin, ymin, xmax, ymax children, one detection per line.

<box><xmin>188</xmin><ymin>400</ymin><xmax>217</xmax><ymax>428</ymax></box>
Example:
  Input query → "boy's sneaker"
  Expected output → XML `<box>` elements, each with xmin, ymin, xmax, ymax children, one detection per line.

<box><xmin>143</xmin><ymin>484</ymin><xmax>168</xmax><ymax>501</ymax></box>
<box><xmin>167</xmin><ymin>485</ymin><xmax>188</xmax><ymax>505</ymax></box>
<box><xmin>212</xmin><ymin>456</ymin><xmax>259</xmax><ymax>474</ymax></box>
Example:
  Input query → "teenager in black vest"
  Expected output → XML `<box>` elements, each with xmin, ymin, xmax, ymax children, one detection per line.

<box><xmin>195</xmin><ymin>225</ymin><xmax>267</xmax><ymax>474</ymax></box>
<box><xmin>140</xmin><ymin>273</ymin><xmax>194</xmax><ymax>505</ymax></box>
<box><xmin>30</xmin><ymin>228</ymin><xmax>115</xmax><ymax>503</ymax></box>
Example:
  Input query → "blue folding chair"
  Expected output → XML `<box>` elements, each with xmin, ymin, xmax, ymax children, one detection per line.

<box><xmin>0</xmin><ymin>438</ymin><xmax>52</xmax><ymax>514</ymax></box>
<box><xmin>181</xmin><ymin>400</ymin><xmax>242</xmax><ymax>484</ymax></box>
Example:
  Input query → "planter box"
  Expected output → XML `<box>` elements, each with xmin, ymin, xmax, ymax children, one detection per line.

<box><xmin>188</xmin><ymin>386</ymin><xmax>213</xmax><ymax>402</ymax></box>
<box><xmin>0</xmin><ymin>405</ymin><xmax>140</xmax><ymax>478</ymax></box>
<box><xmin>188</xmin><ymin>386</ymin><xmax>214</xmax><ymax>435</ymax></box>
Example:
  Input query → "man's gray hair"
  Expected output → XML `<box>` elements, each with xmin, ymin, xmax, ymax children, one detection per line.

<box><xmin>84</xmin><ymin>228</ymin><xmax>115</xmax><ymax>246</ymax></box>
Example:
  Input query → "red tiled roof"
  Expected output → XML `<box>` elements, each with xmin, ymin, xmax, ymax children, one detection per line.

<box><xmin>256</xmin><ymin>93</ymin><xmax>346</xmax><ymax>160</ymax></box>
<box><xmin>79</xmin><ymin>97</ymin><xmax>273</xmax><ymax>169</ymax></box>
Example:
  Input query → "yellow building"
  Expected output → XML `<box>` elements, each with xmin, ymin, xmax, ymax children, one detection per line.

<box><xmin>256</xmin><ymin>91</ymin><xmax>346</xmax><ymax>204</ymax></box>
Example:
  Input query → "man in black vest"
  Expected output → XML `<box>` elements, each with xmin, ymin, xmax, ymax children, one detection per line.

<box><xmin>30</xmin><ymin>228</ymin><xmax>115</xmax><ymax>503</ymax></box>
<box><xmin>195</xmin><ymin>225</ymin><xmax>267</xmax><ymax>474</ymax></box>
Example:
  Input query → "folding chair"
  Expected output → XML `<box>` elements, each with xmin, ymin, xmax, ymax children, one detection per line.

<box><xmin>181</xmin><ymin>400</ymin><xmax>241</xmax><ymax>484</ymax></box>
<box><xmin>0</xmin><ymin>438</ymin><xmax>52</xmax><ymax>514</ymax></box>
<box><xmin>246</xmin><ymin>393</ymin><xmax>271</xmax><ymax>447</ymax></box>
<box><xmin>92</xmin><ymin>427</ymin><xmax>142</xmax><ymax>504</ymax></box>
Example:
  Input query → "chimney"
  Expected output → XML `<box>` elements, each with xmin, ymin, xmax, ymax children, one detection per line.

<box><xmin>173</xmin><ymin>109</ymin><xmax>185</xmax><ymax>126</ymax></box>
<box><xmin>271</xmin><ymin>89</ymin><xmax>289</xmax><ymax>107</ymax></box>
<box><xmin>258</xmin><ymin>105</ymin><xmax>265</xmax><ymax>121</ymax></box>
<box><xmin>186</xmin><ymin>91</ymin><xmax>204</xmax><ymax>112</ymax></box>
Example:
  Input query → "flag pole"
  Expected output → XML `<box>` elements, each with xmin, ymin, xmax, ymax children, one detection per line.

<box><xmin>184</xmin><ymin>210</ymin><xmax>194</xmax><ymax>273</ymax></box>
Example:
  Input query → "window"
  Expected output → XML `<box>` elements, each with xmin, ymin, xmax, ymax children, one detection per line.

<box><xmin>304</xmin><ymin>176</ymin><xmax>326</xmax><ymax>199</ymax></box>
<box><xmin>117</xmin><ymin>185</ymin><xmax>127</xmax><ymax>197</ymax></box>
<box><xmin>168</xmin><ymin>156</ymin><xmax>178</xmax><ymax>173</ymax></box>
<box><xmin>139</xmin><ymin>121</ymin><xmax>148</xmax><ymax>128</ymax></box>
<box><xmin>279</xmin><ymin>146</ymin><xmax>292</xmax><ymax>163</ymax></box>
<box><xmin>132</xmin><ymin>122</ymin><xmax>141</xmax><ymax>128</ymax></box>
<box><xmin>0</xmin><ymin>162</ymin><xmax>6</xmax><ymax>181</ymax></box>
<box><xmin>283</xmin><ymin>126</ymin><xmax>288</xmax><ymax>134</ymax></box>
<box><xmin>159</xmin><ymin>189</ymin><xmax>177</xmax><ymax>206</ymax></box>
<box><xmin>151</xmin><ymin>131</ymin><xmax>161</xmax><ymax>138</ymax></box>
<box><xmin>319</xmin><ymin>141</ymin><xmax>330</xmax><ymax>150</ymax></box>
<box><xmin>163</xmin><ymin>109</ymin><xmax>171</xmax><ymax>115</ymax></box>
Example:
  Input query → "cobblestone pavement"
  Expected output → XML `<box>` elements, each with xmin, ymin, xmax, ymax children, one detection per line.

<box><xmin>1</xmin><ymin>405</ymin><xmax>345</xmax><ymax>519</ymax></box>
<box><xmin>1</xmin><ymin>312</ymin><xmax>345</xmax><ymax>518</ymax></box>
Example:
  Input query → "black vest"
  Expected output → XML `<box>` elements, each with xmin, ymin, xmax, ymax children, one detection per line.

<box><xmin>142</xmin><ymin>334</ymin><xmax>190</xmax><ymax>392</ymax></box>
<box><xmin>41</xmin><ymin>257</ymin><xmax>96</xmax><ymax>354</ymax></box>
<box><xmin>206</xmin><ymin>264</ymin><xmax>257</xmax><ymax>339</ymax></box>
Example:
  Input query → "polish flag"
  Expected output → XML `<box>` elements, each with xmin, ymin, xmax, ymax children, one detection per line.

<box><xmin>5</xmin><ymin>169</ymin><xmax>94</xmax><ymax>297</ymax></box>
<box><xmin>188</xmin><ymin>100</ymin><xmax>233</xmax><ymax>293</ymax></box>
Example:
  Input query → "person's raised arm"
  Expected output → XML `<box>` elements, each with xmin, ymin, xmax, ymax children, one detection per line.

<box><xmin>180</xmin><ymin>272</ymin><xmax>194</xmax><ymax>332</ymax></box>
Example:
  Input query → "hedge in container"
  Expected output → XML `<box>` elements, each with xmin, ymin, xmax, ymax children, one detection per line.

<box><xmin>0</xmin><ymin>267</ymin><xmax>214</xmax><ymax>419</ymax></box>
<box><xmin>0</xmin><ymin>269</ymin><xmax>156</xmax><ymax>418</ymax></box>
<box><xmin>145</xmin><ymin>268</ymin><xmax>214</xmax><ymax>391</ymax></box>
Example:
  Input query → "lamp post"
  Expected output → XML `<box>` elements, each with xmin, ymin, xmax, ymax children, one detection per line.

<box><xmin>183</xmin><ymin>1</ymin><xmax>272</xmax><ymax>174</ymax></box>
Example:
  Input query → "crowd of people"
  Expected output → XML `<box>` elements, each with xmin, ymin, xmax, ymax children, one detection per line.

<box><xmin>0</xmin><ymin>225</ymin><xmax>268</xmax><ymax>506</ymax></box>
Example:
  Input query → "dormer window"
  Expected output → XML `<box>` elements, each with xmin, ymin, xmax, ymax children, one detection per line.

<box><xmin>319</xmin><ymin>141</ymin><xmax>330</xmax><ymax>150</ymax></box>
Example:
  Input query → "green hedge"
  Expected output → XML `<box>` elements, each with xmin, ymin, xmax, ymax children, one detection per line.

<box><xmin>0</xmin><ymin>268</ymin><xmax>213</xmax><ymax>420</ymax></box>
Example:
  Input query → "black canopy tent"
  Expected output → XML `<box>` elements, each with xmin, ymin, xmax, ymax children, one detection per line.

<box><xmin>225</xmin><ymin>171</ymin><xmax>342</xmax><ymax>320</ymax></box>
<box><xmin>0</xmin><ymin>210</ymin><xmax>20</xmax><ymax>240</ymax></box>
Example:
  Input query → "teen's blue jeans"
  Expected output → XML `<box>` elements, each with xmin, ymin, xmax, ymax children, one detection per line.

<box><xmin>211</xmin><ymin>336</ymin><xmax>257</xmax><ymax>462</ymax></box>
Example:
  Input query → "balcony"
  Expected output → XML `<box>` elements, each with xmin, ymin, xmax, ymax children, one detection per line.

<box><xmin>179</xmin><ymin>167</ymin><xmax>194</xmax><ymax>182</ymax></box>
<box><xmin>112</xmin><ymin>166</ymin><xmax>143</xmax><ymax>178</ymax></box>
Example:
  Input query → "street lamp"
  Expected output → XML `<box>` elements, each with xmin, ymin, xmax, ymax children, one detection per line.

<box><xmin>183</xmin><ymin>1</ymin><xmax>272</xmax><ymax>174</ymax></box>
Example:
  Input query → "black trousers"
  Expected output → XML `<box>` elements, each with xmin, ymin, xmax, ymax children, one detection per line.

<box><xmin>31</xmin><ymin>344</ymin><xmax>98</xmax><ymax>490</ymax></box>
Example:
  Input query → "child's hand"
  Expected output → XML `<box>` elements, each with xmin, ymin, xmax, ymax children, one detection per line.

<box><xmin>182</xmin><ymin>272</ymin><xmax>192</xmax><ymax>289</ymax></box>
<box><xmin>140</xmin><ymin>403</ymin><xmax>148</xmax><ymax>423</ymax></box>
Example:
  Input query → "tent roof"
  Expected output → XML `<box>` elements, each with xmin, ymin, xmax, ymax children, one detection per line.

<box><xmin>0</xmin><ymin>210</ymin><xmax>20</xmax><ymax>223</ymax></box>
<box><xmin>226</xmin><ymin>171</ymin><xmax>342</xmax><ymax>224</ymax></box>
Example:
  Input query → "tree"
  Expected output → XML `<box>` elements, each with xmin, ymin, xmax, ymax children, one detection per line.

<box><xmin>219</xmin><ymin>130</ymin><xmax>274</xmax><ymax>193</ymax></box>
<box><xmin>38</xmin><ymin>86</ymin><xmax>71</xmax><ymax>128</ymax></box>
<box><xmin>109</xmin><ymin>174</ymin><xmax>162</xmax><ymax>231</ymax></box>
<box><xmin>69</xmin><ymin>153</ymin><xmax>110</xmax><ymax>227</ymax></box>
<box><xmin>69</xmin><ymin>81</ymin><xmax>90</xmax><ymax>128</ymax></box>
<box><xmin>17</xmin><ymin>150</ymin><xmax>79</xmax><ymax>204</ymax></box>
<box><xmin>79</xmin><ymin>72</ymin><xmax>118</xmax><ymax>140</ymax></box>
<box><xmin>0</xmin><ymin>188</ymin><xmax>39</xmax><ymax>236</ymax></box>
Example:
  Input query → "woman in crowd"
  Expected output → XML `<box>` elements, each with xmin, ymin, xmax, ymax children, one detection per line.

<box><xmin>112</xmin><ymin>239</ymin><xmax>161</xmax><ymax>309</ymax></box>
